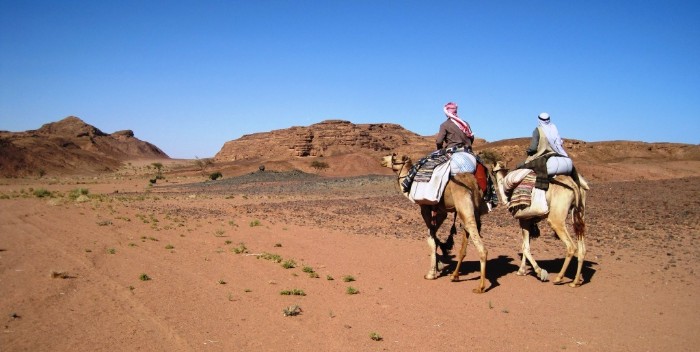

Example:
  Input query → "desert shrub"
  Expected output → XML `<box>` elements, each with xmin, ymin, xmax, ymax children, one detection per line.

<box><xmin>342</xmin><ymin>275</ymin><xmax>355</xmax><ymax>282</ymax></box>
<box><xmin>346</xmin><ymin>286</ymin><xmax>359</xmax><ymax>295</ymax></box>
<box><xmin>281</xmin><ymin>259</ymin><xmax>297</xmax><ymax>269</ymax></box>
<box><xmin>33</xmin><ymin>188</ymin><xmax>51</xmax><ymax>198</ymax></box>
<box><xmin>209</xmin><ymin>171</ymin><xmax>222</xmax><ymax>180</ymax></box>
<box><xmin>194</xmin><ymin>157</ymin><xmax>213</xmax><ymax>175</ymax></box>
<box><xmin>310</xmin><ymin>160</ymin><xmax>329</xmax><ymax>172</ymax></box>
<box><xmin>68</xmin><ymin>188</ymin><xmax>90</xmax><ymax>200</ymax></box>
<box><xmin>249</xmin><ymin>219</ymin><xmax>261</xmax><ymax>227</ymax></box>
<box><xmin>283</xmin><ymin>305</ymin><xmax>302</xmax><ymax>316</ymax></box>
<box><xmin>257</xmin><ymin>252</ymin><xmax>283</xmax><ymax>263</ymax></box>
<box><xmin>232</xmin><ymin>243</ymin><xmax>248</xmax><ymax>254</ymax></box>
<box><xmin>369</xmin><ymin>332</ymin><xmax>383</xmax><ymax>341</ymax></box>
<box><xmin>280</xmin><ymin>289</ymin><xmax>306</xmax><ymax>296</ymax></box>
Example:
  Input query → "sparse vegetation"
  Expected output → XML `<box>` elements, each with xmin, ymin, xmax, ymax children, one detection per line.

<box><xmin>249</xmin><ymin>219</ymin><xmax>261</xmax><ymax>227</ymax></box>
<box><xmin>33</xmin><ymin>188</ymin><xmax>51</xmax><ymax>198</ymax></box>
<box><xmin>283</xmin><ymin>305</ymin><xmax>302</xmax><ymax>317</ymax></box>
<box><xmin>194</xmin><ymin>157</ymin><xmax>214</xmax><ymax>176</ymax></box>
<box><xmin>97</xmin><ymin>219</ymin><xmax>112</xmax><ymax>226</ymax></box>
<box><xmin>139</xmin><ymin>273</ymin><xmax>151</xmax><ymax>281</ymax></box>
<box><xmin>280</xmin><ymin>289</ymin><xmax>306</xmax><ymax>296</ymax></box>
<box><xmin>107</xmin><ymin>248</ymin><xmax>116</xmax><ymax>254</ymax></box>
<box><xmin>232</xmin><ymin>243</ymin><xmax>248</xmax><ymax>254</ymax></box>
<box><xmin>310</xmin><ymin>160</ymin><xmax>329</xmax><ymax>172</ymax></box>
<box><xmin>342</xmin><ymin>275</ymin><xmax>355</xmax><ymax>282</ymax></box>
<box><xmin>346</xmin><ymin>286</ymin><xmax>359</xmax><ymax>295</ymax></box>
<box><xmin>257</xmin><ymin>252</ymin><xmax>283</xmax><ymax>263</ymax></box>
<box><xmin>369</xmin><ymin>332</ymin><xmax>383</xmax><ymax>341</ymax></box>
<box><xmin>68</xmin><ymin>188</ymin><xmax>90</xmax><ymax>200</ymax></box>
<box><xmin>209</xmin><ymin>171</ymin><xmax>223</xmax><ymax>180</ymax></box>
<box><xmin>281</xmin><ymin>259</ymin><xmax>297</xmax><ymax>269</ymax></box>
<box><xmin>165</xmin><ymin>244</ymin><xmax>174</xmax><ymax>250</ymax></box>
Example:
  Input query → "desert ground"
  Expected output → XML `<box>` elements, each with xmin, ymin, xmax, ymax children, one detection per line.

<box><xmin>1</xmin><ymin>159</ymin><xmax>699</xmax><ymax>352</ymax></box>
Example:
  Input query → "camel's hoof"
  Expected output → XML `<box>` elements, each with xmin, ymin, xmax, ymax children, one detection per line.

<box><xmin>553</xmin><ymin>276</ymin><xmax>564</xmax><ymax>284</ymax></box>
<box><xmin>516</xmin><ymin>269</ymin><xmax>527</xmax><ymax>276</ymax></box>
<box><xmin>450</xmin><ymin>275</ymin><xmax>459</xmax><ymax>282</ymax></box>
<box><xmin>472</xmin><ymin>287</ymin><xmax>485</xmax><ymax>294</ymax></box>
<box><xmin>568</xmin><ymin>278</ymin><xmax>583</xmax><ymax>288</ymax></box>
<box><xmin>424</xmin><ymin>274</ymin><xmax>438</xmax><ymax>280</ymax></box>
<box><xmin>539</xmin><ymin>269</ymin><xmax>549</xmax><ymax>282</ymax></box>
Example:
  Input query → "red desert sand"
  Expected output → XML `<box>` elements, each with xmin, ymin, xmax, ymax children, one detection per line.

<box><xmin>1</xmin><ymin>154</ymin><xmax>699</xmax><ymax>352</ymax></box>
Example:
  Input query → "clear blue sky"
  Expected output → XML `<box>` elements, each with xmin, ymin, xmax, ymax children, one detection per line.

<box><xmin>1</xmin><ymin>1</ymin><xmax>698</xmax><ymax>158</ymax></box>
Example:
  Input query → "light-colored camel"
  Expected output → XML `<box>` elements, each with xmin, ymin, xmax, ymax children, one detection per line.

<box><xmin>381</xmin><ymin>154</ymin><xmax>488</xmax><ymax>293</ymax></box>
<box><xmin>492</xmin><ymin>161</ymin><xmax>589</xmax><ymax>287</ymax></box>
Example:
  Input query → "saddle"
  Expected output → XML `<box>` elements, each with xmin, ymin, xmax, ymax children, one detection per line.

<box><xmin>402</xmin><ymin>150</ymin><xmax>494</xmax><ymax>206</ymax></box>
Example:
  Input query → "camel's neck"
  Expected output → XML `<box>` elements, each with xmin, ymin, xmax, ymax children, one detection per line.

<box><xmin>493</xmin><ymin>169</ymin><xmax>509</xmax><ymax>206</ymax></box>
<box><xmin>394</xmin><ymin>160</ymin><xmax>413</xmax><ymax>199</ymax></box>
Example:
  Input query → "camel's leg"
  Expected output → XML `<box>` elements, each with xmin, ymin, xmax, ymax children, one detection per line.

<box><xmin>517</xmin><ymin>219</ymin><xmax>548</xmax><ymax>281</ymax></box>
<box><xmin>425</xmin><ymin>234</ymin><xmax>439</xmax><ymax>280</ymax></box>
<box><xmin>421</xmin><ymin>206</ymin><xmax>445</xmax><ymax>280</ymax></box>
<box><xmin>449</xmin><ymin>229</ymin><xmax>468</xmax><ymax>282</ymax></box>
<box><xmin>549</xmin><ymin>217</ymin><xmax>577</xmax><ymax>284</ymax></box>
<box><xmin>467</xmin><ymin>224</ymin><xmax>487</xmax><ymax>294</ymax></box>
<box><xmin>570</xmin><ymin>236</ymin><xmax>586</xmax><ymax>287</ymax></box>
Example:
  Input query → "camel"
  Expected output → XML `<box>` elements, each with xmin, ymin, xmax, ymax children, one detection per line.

<box><xmin>492</xmin><ymin>161</ymin><xmax>590</xmax><ymax>287</ymax></box>
<box><xmin>381</xmin><ymin>154</ymin><xmax>488</xmax><ymax>293</ymax></box>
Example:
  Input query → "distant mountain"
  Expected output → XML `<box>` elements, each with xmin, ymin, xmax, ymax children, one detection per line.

<box><xmin>2</xmin><ymin>116</ymin><xmax>698</xmax><ymax>181</ymax></box>
<box><xmin>0</xmin><ymin>116</ymin><xmax>168</xmax><ymax>177</ymax></box>
<box><xmin>214</xmin><ymin>119</ymin><xmax>700</xmax><ymax>181</ymax></box>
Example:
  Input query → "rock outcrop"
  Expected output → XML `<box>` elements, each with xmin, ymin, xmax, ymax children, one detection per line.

<box><xmin>215</xmin><ymin>120</ymin><xmax>434</xmax><ymax>162</ymax></box>
<box><xmin>0</xmin><ymin>116</ymin><xmax>168</xmax><ymax>177</ymax></box>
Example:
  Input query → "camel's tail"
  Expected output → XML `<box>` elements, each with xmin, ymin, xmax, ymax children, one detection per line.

<box><xmin>572</xmin><ymin>175</ymin><xmax>588</xmax><ymax>241</ymax></box>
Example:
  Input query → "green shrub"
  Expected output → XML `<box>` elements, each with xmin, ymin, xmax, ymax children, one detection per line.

<box><xmin>69</xmin><ymin>188</ymin><xmax>89</xmax><ymax>199</ymax></box>
<box><xmin>209</xmin><ymin>171</ymin><xmax>223</xmax><ymax>180</ymax></box>
<box><xmin>280</xmin><ymin>289</ymin><xmax>306</xmax><ymax>296</ymax></box>
<box><xmin>33</xmin><ymin>188</ymin><xmax>51</xmax><ymax>198</ymax></box>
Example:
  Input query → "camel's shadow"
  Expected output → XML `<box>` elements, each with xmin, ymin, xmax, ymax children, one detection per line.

<box><xmin>439</xmin><ymin>254</ymin><xmax>518</xmax><ymax>292</ymax></box>
<box><xmin>439</xmin><ymin>254</ymin><xmax>598</xmax><ymax>291</ymax></box>
<box><xmin>535</xmin><ymin>257</ymin><xmax>599</xmax><ymax>285</ymax></box>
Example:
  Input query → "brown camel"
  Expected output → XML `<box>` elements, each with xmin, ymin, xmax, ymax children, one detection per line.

<box><xmin>492</xmin><ymin>161</ymin><xmax>590</xmax><ymax>287</ymax></box>
<box><xmin>381</xmin><ymin>154</ymin><xmax>488</xmax><ymax>293</ymax></box>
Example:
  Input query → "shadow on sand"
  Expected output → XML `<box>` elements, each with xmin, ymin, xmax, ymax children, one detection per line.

<box><xmin>440</xmin><ymin>254</ymin><xmax>598</xmax><ymax>291</ymax></box>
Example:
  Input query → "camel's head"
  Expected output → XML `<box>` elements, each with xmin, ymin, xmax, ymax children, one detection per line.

<box><xmin>381</xmin><ymin>153</ymin><xmax>410</xmax><ymax>172</ymax></box>
<box><xmin>380</xmin><ymin>154</ymin><xmax>395</xmax><ymax>168</ymax></box>
<box><xmin>492</xmin><ymin>161</ymin><xmax>508</xmax><ymax>174</ymax></box>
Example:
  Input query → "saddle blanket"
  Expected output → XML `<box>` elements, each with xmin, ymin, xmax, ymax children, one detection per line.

<box><xmin>414</xmin><ymin>155</ymin><xmax>450</xmax><ymax>182</ymax></box>
<box><xmin>409</xmin><ymin>160</ymin><xmax>451</xmax><ymax>205</ymax></box>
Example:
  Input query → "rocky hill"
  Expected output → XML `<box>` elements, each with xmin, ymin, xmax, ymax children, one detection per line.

<box><xmin>0</xmin><ymin>116</ymin><xmax>168</xmax><ymax>177</ymax></box>
<box><xmin>213</xmin><ymin>119</ymin><xmax>700</xmax><ymax>181</ymax></box>
<box><xmin>214</xmin><ymin>120</ymin><xmax>437</xmax><ymax>161</ymax></box>
<box><xmin>2</xmin><ymin>116</ymin><xmax>698</xmax><ymax>181</ymax></box>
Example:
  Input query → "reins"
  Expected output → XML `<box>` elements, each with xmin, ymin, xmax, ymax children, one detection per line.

<box><xmin>392</xmin><ymin>158</ymin><xmax>409</xmax><ymax>184</ymax></box>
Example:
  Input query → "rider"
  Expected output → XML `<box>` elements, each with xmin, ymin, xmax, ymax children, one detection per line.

<box><xmin>436</xmin><ymin>102</ymin><xmax>473</xmax><ymax>152</ymax></box>
<box><xmin>518</xmin><ymin>112</ymin><xmax>578</xmax><ymax>190</ymax></box>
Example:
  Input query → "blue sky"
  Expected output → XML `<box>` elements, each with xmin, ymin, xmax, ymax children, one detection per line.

<box><xmin>1</xmin><ymin>1</ymin><xmax>698</xmax><ymax>158</ymax></box>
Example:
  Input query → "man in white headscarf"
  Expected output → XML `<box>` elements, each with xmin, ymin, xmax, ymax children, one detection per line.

<box><xmin>518</xmin><ymin>112</ymin><xmax>576</xmax><ymax>191</ymax></box>
<box><xmin>525</xmin><ymin>112</ymin><xmax>568</xmax><ymax>160</ymax></box>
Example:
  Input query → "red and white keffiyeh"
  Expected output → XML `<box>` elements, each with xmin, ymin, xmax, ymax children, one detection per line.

<box><xmin>444</xmin><ymin>102</ymin><xmax>473</xmax><ymax>138</ymax></box>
